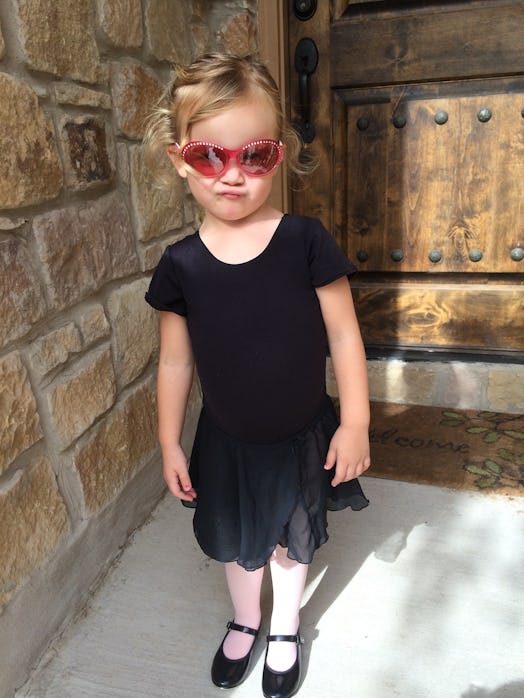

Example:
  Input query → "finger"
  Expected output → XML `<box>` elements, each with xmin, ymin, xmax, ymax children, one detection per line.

<box><xmin>164</xmin><ymin>471</ymin><xmax>184</xmax><ymax>497</ymax></box>
<box><xmin>331</xmin><ymin>464</ymin><xmax>345</xmax><ymax>487</ymax></box>
<box><xmin>332</xmin><ymin>460</ymin><xmax>356</xmax><ymax>486</ymax></box>
<box><xmin>171</xmin><ymin>481</ymin><xmax>196</xmax><ymax>502</ymax></box>
<box><xmin>180</xmin><ymin>480</ymin><xmax>197</xmax><ymax>501</ymax></box>
<box><xmin>165</xmin><ymin>468</ymin><xmax>195</xmax><ymax>502</ymax></box>
<box><xmin>171</xmin><ymin>457</ymin><xmax>190</xmax><ymax>487</ymax></box>
<box><xmin>178</xmin><ymin>469</ymin><xmax>193</xmax><ymax>494</ymax></box>
<box><xmin>324</xmin><ymin>446</ymin><xmax>337</xmax><ymax>471</ymax></box>
<box><xmin>353</xmin><ymin>457</ymin><xmax>371</xmax><ymax>478</ymax></box>
<box><xmin>178</xmin><ymin>488</ymin><xmax>197</xmax><ymax>502</ymax></box>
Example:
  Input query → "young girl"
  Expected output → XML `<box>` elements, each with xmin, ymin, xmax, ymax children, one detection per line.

<box><xmin>144</xmin><ymin>53</ymin><xmax>370</xmax><ymax>698</ymax></box>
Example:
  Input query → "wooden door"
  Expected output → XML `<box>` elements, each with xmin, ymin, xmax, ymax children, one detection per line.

<box><xmin>286</xmin><ymin>0</ymin><xmax>524</xmax><ymax>359</ymax></box>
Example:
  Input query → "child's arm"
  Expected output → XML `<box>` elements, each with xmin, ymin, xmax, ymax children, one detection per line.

<box><xmin>316</xmin><ymin>277</ymin><xmax>371</xmax><ymax>485</ymax></box>
<box><xmin>157</xmin><ymin>311</ymin><xmax>196</xmax><ymax>501</ymax></box>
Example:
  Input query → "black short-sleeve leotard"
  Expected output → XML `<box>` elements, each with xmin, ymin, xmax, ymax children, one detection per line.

<box><xmin>145</xmin><ymin>214</ymin><xmax>368</xmax><ymax>569</ymax></box>
<box><xmin>146</xmin><ymin>214</ymin><xmax>356</xmax><ymax>442</ymax></box>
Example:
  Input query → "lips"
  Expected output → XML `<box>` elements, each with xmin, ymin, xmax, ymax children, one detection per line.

<box><xmin>219</xmin><ymin>190</ymin><xmax>243</xmax><ymax>199</ymax></box>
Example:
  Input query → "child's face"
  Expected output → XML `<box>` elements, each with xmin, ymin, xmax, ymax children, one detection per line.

<box><xmin>167</xmin><ymin>95</ymin><xmax>281</xmax><ymax>225</ymax></box>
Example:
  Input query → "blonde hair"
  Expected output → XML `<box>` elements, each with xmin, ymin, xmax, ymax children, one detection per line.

<box><xmin>143</xmin><ymin>53</ymin><xmax>313</xmax><ymax>184</ymax></box>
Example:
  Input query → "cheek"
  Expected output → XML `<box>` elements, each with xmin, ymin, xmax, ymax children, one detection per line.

<box><xmin>186</xmin><ymin>176</ymin><xmax>213</xmax><ymax>201</ymax></box>
<box><xmin>253</xmin><ymin>177</ymin><xmax>274</xmax><ymax>198</ymax></box>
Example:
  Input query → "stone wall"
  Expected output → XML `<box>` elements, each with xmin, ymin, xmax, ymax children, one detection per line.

<box><xmin>0</xmin><ymin>1</ymin><xmax>258</xmax><ymax>695</ymax></box>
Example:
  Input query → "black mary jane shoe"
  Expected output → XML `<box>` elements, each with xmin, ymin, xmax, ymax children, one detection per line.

<box><xmin>262</xmin><ymin>632</ymin><xmax>303</xmax><ymax>698</ymax></box>
<box><xmin>211</xmin><ymin>621</ymin><xmax>259</xmax><ymax>689</ymax></box>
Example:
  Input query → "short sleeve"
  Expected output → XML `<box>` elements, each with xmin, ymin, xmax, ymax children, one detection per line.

<box><xmin>144</xmin><ymin>245</ymin><xmax>187</xmax><ymax>316</ymax></box>
<box><xmin>307</xmin><ymin>218</ymin><xmax>358</xmax><ymax>287</ymax></box>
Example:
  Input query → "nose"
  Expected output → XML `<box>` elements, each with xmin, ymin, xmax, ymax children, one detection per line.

<box><xmin>220</xmin><ymin>156</ymin><xmax>244</xmax><ymax>183</ymax></box>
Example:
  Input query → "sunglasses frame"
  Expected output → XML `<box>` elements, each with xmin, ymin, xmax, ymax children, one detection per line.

<box><xmin>176</xmin><ymin>139</ymin><xmax>285</xmax><ymax>178</ymax></box>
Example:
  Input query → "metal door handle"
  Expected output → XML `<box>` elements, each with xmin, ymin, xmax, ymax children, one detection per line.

<box><xmin>294</xmin><ymin>37</ymin><xmax>318</xmax><ymax>143</ymax></box>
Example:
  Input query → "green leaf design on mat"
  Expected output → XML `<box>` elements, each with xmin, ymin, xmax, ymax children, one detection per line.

<box><xmin>466</xmin><ymin>465</ymin><xmax>491</xmax><ymax>476</ymax></box>
<box><xmin>503</xmin><ymin>430</ymin><xmax>524</xmax><ymax>440</ymax></box>
<box><xmin>484</xmin><ymin>460</ymin><xmax>502</xmax><ymax>474</ymax></box>
<box><xmin>465</xmin><ymin>464</ymin><xmax>500</xmax><ymax>489</ymax></box>
<box><xmin>497</xmin><ymin>449</ymin><xmax>516</xmax><ymax>461</ymax></box>
<box><xmin>441</xmin><ymin>419</ymin><xmax>466</xmax><ymax>427</ymax></box>
<box><xmin>478</xmin><ymin>411</ymin><xmax>499</xmax><ymax>420</ymax></box>
<box><xmin>484</xmin><ymin>431</ymin><xmax>500</xmax><ymax>444</ymax></box>
<box><xmin>442</xmin><ymin>411</ymin><xmax>466</xmax><ymax>421</ymax></box>
<box><xmin>476</xmin><ymin>475</ymin><xmax>498</xmax><ymax>488</ymax></box>
<box><xmin>466</xmin><ymin>426</ymin><xmax>489</xmax><ymax>434</ymax></box>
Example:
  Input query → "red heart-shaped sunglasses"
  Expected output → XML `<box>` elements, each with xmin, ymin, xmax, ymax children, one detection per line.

<box><xmin>175</xmin><ymin>139</ymin><xmax>285</xmax><ymax>177</ymax></box>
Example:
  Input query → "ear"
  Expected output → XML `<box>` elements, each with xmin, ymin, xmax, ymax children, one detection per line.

<box><xmin>166</xmin><ymin>144</ymin><xmax>188</xmax><ymax>179</ymax></box>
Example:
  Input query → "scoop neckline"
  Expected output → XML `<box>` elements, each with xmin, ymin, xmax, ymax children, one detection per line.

<box><xmin>196</xmin><ymin>214</ymin><xmax>287</xmax><ymax>267</ymax></box>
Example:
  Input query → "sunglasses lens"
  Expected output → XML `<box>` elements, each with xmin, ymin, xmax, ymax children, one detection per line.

<box><xmin>183</xmin><ymin>144</ymin><xmax>227</xmax><ymax>176</ymax></box>
<box><xmin>240</xmin><ymin>142</ymin><xmax>280</xmax><ymax>175</ymax></box>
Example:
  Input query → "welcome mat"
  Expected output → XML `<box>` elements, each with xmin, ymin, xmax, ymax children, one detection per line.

<box><xmin>365</xmin><ymin>402</ymin><xmax>524</xmax><ymax>496</ymax></box>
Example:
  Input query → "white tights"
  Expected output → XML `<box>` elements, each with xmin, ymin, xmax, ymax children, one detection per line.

<box><xmin>222</xmin><ymin>545</ymin><xmax>308</xmax><ymax>671</ymax></box>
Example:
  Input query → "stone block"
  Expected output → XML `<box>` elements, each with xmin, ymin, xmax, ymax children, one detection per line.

<box><xmin>130</xmin><ymin>145</ymin><xmax>185</xmax><ymax>241</ymax></box>
<box><xmin>0</xmin><ymin>352</ymin><xmax>43</xmax><ymax>475</ymax></box>
<box><xmin>145</xmin><ymin>0</ymin><xmax>192</xmax><ymax>64</ymax></box>
<box><xmin>367</xmin><ymin>359</ymin><xmax>437</xmax><ymax>406</ymax></box>
<box><xmin>141</xmin><ymin>229</ymin><xmax>192</xmax><ymax>272</ymax></box>
<box><xmin>78</xmin><ymin>305</ymin><xmax>110</xmax><ymax>346</ymax></box>
<box><xmin>54</xmin><ymin>83</ymin><xmax>111</xmax><ymax>110</ymax></box>
<box><xmin>0</xmin><ymin>217</ymin><xmax>26</xmax><ymax>230</ymax></box>
<box><xmin>107</xmin><ymin>279</ymin><xmax>159</xmax><ymax>387</ymax></box>
<box><xmin>98</xmin><ymin>62</ymin><xmax>110</xmax><ymax>85</ymax></box>
<box><xmin>0</xmin><ymin>457</ymin><xmax>69</xmax><ymax>610</ymax></box>
<box><xmin>17</xmin><ymin>0</ymin><xmax>100</xmax><ymax>83</ymax></box>
<box><xmin>191</xmin><ymin>0</ymin><xmax>207</xmax><ymax>21</ymax></box>
<box><xmin>74</xmin><ymin>380</ymin><xmax>158</xmax><ymax>513</ymax></box>
<box><xmin>97</xmin><ymin>0</ymin><xmax>143</xmax><ymax>48</ymax></box>
<box><xmin>0</xmin><ymin>74</ymin><xmax>63</xmax><ymax>208</ymax></box>
<box><xmin>29</xmin><ymin>323</ymin><xmax>82</xmax><ymax>376</ymax></box>
<box><xmin>435</xmin><ymin>362</ymin><xmax>486</xmax><ymax>411</ymax></box>
<box><xmin>222</xmin><ymin>12</ymin><xmax>257</xmax><ymax>55</ymax></box>
<box><xmin>116</xmin><ymin>142</ymin><xmax>130</xmax><ymax>186</ymax></box>
<box><xmin>110</xmin><ymin>59</ymin><xmax>163</xmax><ymax>140</ymax></box>
<box><xmin>47</xmin><ymin>348</ymin><xmax>116</xmax><ymax>449</ymax></box>
<box><xmin>488</xmin><ymin>367</ymin><xmax>524</xmax><ymax>414</ymax></box>
<box><xmin>0</xmin><ymin>236</ymin><xmax>48</xmax><ymax>348</ymax></box>
<box><xmin>142</xmin><ymin>242</ymin><xmax>165</xmax><ymax>272</ymax></box>
<box><xmin>59</xmin><ymin>115</ymin><xmax>115</xmax><ymax>190</ymax></box>
<box><xmin>192</xmin><ymin>23</ymin><xmax>211</xmax><ymax>56</ymax></box>
<box><xmin>32</xmin><ymin>192</ymin><xmax>139</xmax><ymax>311</ymax></box>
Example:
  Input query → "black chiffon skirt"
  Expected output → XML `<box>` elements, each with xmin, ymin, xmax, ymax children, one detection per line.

<box><xmin>182</xmin><ymin>395</ymin><xmax>369</xmax><ymax>570</ymax></box>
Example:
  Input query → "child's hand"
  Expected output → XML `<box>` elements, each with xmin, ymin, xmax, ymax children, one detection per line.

<box><xmin>324</xmin><ymin>424</ymin><xmax>371</xmax><ymax>486</ymax></box>
<box><xmin>162</xmin><ymin>445</ymin><xmax>197</xmax><ymax>502</ymax></box>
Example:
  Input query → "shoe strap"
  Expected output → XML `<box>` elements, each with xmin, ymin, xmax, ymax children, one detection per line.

<box><xmin>227</xmin><ymin>621</ymin><xmax>259</xmax><ymax>637</ymax></box>
<box><xmin>266</xmin><ymin>633</ymin><xmax>303</xmax><ymax>644</ymax></box>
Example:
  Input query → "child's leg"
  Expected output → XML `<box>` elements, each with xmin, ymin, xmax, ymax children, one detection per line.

<box><xmin>267</xmin><ymin>545</ymin><xmax>308</xmax><ymax>671</ymax></box>
<box><xmin>222</xmin><ymin>561</ymin><xmax>264</xmax><ymax>659</ymax></box>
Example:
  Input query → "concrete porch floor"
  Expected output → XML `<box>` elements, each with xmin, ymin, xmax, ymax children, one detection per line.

<box><xmin>16</xmin><ymin>477</ymin><xmax>524</xmax><ymax>698</ymax></box>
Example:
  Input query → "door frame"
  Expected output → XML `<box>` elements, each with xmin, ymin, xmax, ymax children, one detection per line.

<box><xmin>258</xmin><ymin>0</ymin><xmax>288</xmax><ymax>213</ymax></box>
